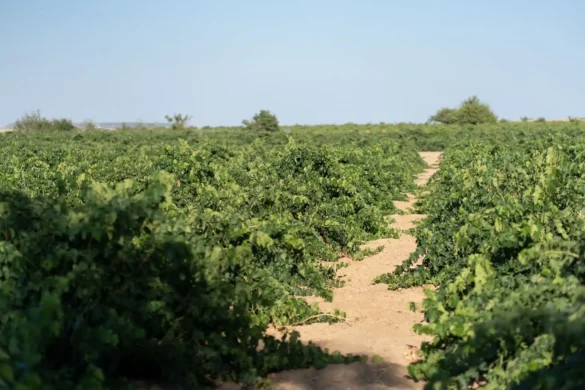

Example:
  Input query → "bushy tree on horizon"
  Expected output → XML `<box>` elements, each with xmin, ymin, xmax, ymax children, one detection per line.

<box><xmin>429</xmin><ymin>96</ymin><xmax>498</xmax><ymax>125</ymax></box>
<box><xmin>165</xmin><ymin>113</ymin><xmax>192</xmax><ymax>130</ymax></box>
<box><xmin>13</xmin><ymin>110</ymin><xmax>53</xmax><ymax>132</ymax></box>
<box><xmin>242</xmin><ymin>110</ymin><xmax>280</xmax><ymax>132</ymax></box>
<box><xmin>51</xmin><ymin>118</ymin><xmax>76</xmax><ymax>131</ymax></box>
<box><xmin>13</xmin><ymin>110</ymin><xmax>76</xmax><ymax>132</ymax></box>
<box><xmin>456</xmin><ymin>96</ymin><xmax>498</xmax><ymax>124</ymax></box>
<box><xmin>428</xmin><ymin>107</ymin><xmax>459</xmax><ymax>125</ymax></box>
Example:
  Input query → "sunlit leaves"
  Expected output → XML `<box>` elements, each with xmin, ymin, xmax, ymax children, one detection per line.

<box><xmin>382</xmin><ymin>134</ymin><xmax>585</xmax><ymax>388</ymax></box>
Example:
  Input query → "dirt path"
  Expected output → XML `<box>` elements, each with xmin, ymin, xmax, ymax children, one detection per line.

<box><xmin>243</xmin><ymin>152</ymin><xmax>443</xmax><ymax>390</ymax></box>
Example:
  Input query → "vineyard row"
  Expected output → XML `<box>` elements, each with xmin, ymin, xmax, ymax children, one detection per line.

<box><xmin>377</xmin><ymin>132</ymin><xmax>585</xmax><ymax>389</ymax></box>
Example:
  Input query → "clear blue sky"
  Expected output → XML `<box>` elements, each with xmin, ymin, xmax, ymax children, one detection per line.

<box><xmin>1</xmin><ymin>0</ymin><xmax>584</xmax><ymax>127</ymax></box>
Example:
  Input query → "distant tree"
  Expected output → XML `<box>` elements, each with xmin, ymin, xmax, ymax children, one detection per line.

<box><xmin>429</xmin><ymin>108</ymin><xmax>459</xmax><ymax>124</ymax></box>
<box><xmin>455</xmin><ymin>96</ymin><xmax>498</xmax><ymax>125</ymax></box>
<box><xmin>13</xmin><ymin>110</ymin><xmax>53</xmax><ymax>132</ymax></box>
<box><xmin>13</xmin><ymin>110</ymin><xmax>76</xmax><ymax>132</ymax></box>
<box><xmin>165</xmin><ymin>113</ymin><xmax>192</xmax><ymax>130</ymax></box>
<box><xmin>499</xmin><ymin>118</ymin><xmax>509</xmax><ymax>123</ymax></box>
<box><xmin>428</xmin><ymin>96</ymin><xmax>497</xmax><ymax>125</ymax></box>
<box><xmin>51</xmin><ymin>118</ymin><xmax>76</xmax><ymax>131</ymax></box>
<box><xmin>521</xmin><ymin>116</ymin><xmax>530</xmax><ymax>122</ymax></box>
<box><xmin>243</xmin><ymin>110</ymin><xmax>280</xmax><ymax>132</ymax></box>
<box><xmin>535</xmin><ymin>117</ymin><xmax>546</xmax><ymax>122</ymax></box>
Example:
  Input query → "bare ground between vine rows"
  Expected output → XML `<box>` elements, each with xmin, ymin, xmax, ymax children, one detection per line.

<box><xmin>215</xmin><ymin>152</ymin><xmax>443</xmax><ymax>390</ymax></box>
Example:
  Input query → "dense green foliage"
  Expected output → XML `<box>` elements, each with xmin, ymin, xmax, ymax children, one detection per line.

<box><xmin>0</xmin><ymin>173</ymin><xmax>365</xmax><ymax>389</ymax></box>
<box><xmin>9</xmin><ymin>118</ymin><xmax>582</xmax><ymax>149</ymax></box>
<box><xmin>376</xmin><ymin>132</ymin><xmax>585</xmax><ymax>388</ymax></box>
<box><xmin>242</xmin><ymin>110</ymin><xmax>280</xmax><ymax>132</ymax></box>
<box><xmin>428</xmin><ymin>107</ymin><xmax>459</xmax><ymax>125</ymax></box>
<box><xmin>12</xmin><ymin>110</ymin><xmax>76</xmax><ymax>132</ymax></box>
<box><xmin>429</xmin><ymin>96</ymin><xmax>498</xmax><ymax>125</ymax></box>
<box><xmin>202</xmin><ymin>120</ymin><xmax>585</xmax><ymax>151</ymax></box>
<box><xmin>0</xmin><ymin>128</ymin><xmax>423</xmax><ymax>388</ymax></box>
<box><xmin>3</xmin><ymin>121</ymin><xmax>585</xmax><ymax>388</ymax></box>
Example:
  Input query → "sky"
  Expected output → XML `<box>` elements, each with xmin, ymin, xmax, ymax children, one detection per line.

<box><xmin>1</xmin><ymin>0</ymin><xmax>584</xmax><ymax>127</ymax></box>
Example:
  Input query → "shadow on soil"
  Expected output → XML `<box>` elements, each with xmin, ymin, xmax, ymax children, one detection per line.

<box><xmin>136</xmin><ymin>361</ymin><xmax>416</xmax><ymax>390</ymax></box>
<box><xmin>258</xmin><ymin>361</ymin><xmax>416</xmax><ymax>390</ymax></box>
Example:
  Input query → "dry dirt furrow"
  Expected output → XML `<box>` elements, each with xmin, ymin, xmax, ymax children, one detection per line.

<box><xmin>221</xmin><ymin>151</ymin><xmax>442</xmax><ymax>390</ymax></box>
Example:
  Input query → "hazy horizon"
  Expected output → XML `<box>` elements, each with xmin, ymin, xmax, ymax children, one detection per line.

<box><xmin>1</xmin><ymin>120</ymin><xmax>170</xmax><ymax>129</ymax></box>
<box><xmin>1</xmin><ymin>1</ymin><xmax>584</xmax><ymax>127</ymax></box>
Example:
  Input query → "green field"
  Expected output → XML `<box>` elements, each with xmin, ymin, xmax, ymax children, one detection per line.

<box><xmin>1</xmin><ymin>121</ymin><xmax>585</xmax><ymax>389</ymax></box>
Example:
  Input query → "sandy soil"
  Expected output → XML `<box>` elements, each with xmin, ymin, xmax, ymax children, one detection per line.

<box><xmin>220</xmin><ymin>152</ymin><xmax>443</xmax><ymax>390</ymax></box>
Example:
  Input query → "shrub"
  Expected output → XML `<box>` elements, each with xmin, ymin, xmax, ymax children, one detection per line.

<box><xmin>13</xmin><ymin>110</ymin><xmax>53</xmax><ymax>132</ymax></box>
<box><xmin>51</xmin><ymin>118</ymin><xmax>76</xmax><ymax>131</ymax></box>
<box><xmin>536</xmin><ymin>117</ymin><xmax>546</xmax><ymax>122</ymax></box>
<box><xmin>165</xmin><ymin>113</ymin><xmax>191</xmax><ymax>130</ymax></box>
<box><xmin>13</xmin><ymin>111</ymin><xmax>77</xmax><ymax>132</ymax></box>
<box><xmin>428</xmin><ymin>96</ymin><xmax>498</xmax><ymax>125</ymax></box>
<box><xmin>243</xmin><ymin>110</ymin><xmax>280</xmax><ymax>132</ymax></box>
<box><xmin>455</xmin><ymin>96</ymin><xmax>498</xmax><ymax>125</ymax></box>
<box><xmin>428</xmin><ymin>108</ymin><xmax>459</xmax><ymax>125</ymax></box>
